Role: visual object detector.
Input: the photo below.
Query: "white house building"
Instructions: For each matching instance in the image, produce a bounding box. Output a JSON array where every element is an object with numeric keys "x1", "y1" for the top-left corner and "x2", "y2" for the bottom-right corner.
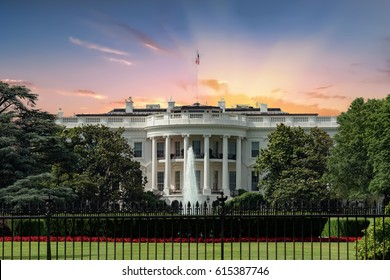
[{"x1": 56, "y1": 98, "x2": 338, "y2": 203}]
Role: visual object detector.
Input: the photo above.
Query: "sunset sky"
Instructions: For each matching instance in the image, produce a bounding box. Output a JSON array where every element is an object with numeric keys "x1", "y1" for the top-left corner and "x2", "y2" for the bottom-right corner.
[{"x1": 1, "y1": 0, "x2": 390, "y2": 116}]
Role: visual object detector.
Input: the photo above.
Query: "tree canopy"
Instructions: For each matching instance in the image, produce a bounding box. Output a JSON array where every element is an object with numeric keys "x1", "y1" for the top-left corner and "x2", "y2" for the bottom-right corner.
[
  {"x1": 0, "y1": 82, "x2": 66, "y2": 188},
  {"x1": 0, "y1": 81, "x2": 38, "y2": 115},
  {"x1": 1, "y1": 82, "x2": 152, "y2": 209},
  {"x1": 255, "y1": 124, "x2": 333, "y2": 205},
  {"x1": 58, "y1": 125, "x2": 147, "y2": 205},
  {"x1": 324, "y1": 95, "x2": 390, "y2": 203}
]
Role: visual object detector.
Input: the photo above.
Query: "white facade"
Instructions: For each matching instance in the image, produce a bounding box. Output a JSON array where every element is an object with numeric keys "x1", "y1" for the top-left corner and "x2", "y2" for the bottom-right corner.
[{"x1": 56, "y1": 99, "x2": 338, "y2": 204}]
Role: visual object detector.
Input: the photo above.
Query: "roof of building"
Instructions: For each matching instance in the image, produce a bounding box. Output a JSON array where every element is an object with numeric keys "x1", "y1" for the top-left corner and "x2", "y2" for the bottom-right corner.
[{"x1": 74, "y1": 101, "x2": 317, "y2": 117}]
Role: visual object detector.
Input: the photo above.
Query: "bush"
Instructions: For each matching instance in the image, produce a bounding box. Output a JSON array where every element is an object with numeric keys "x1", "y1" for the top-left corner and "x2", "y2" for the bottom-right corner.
[
  {"x1": 321, "y1": 218, "x2": 370, "y2": 237},
  {"x1": 226, "y1": 192, "x2": 265, "y2": 209},
  {"x1": 0, "y1": 219, "x2": 12, "y2": 235},
  {"x1": 357, "y1": 204, "x2": 390, "y2": 259},
  {"x1": 7, "y1": 215, "x2": 327, "y2": 239},
  {"x1": 13, "y1": 219, "x2": 47, "y2": 236}
]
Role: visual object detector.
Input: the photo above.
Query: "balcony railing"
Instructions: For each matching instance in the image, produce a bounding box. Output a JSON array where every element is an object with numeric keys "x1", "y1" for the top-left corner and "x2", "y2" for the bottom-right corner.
[{"x1": 56, "y1": 113, "x2": 338, "y2": 129}]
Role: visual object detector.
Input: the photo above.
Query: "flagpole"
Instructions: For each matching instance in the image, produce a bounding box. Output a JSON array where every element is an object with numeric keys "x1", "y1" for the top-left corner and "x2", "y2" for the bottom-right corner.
[
  {"x1": 196, "y1": 61, "x2": 199, "y2": 104},
  {"x1": 195, "y1": 51, "x2": 200, "y2": 104}
]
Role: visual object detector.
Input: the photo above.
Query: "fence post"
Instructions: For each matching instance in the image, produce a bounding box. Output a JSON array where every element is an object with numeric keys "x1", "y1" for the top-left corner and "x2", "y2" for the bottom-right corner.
[
  {"x1": 45, "y1": 195, "x2": 53, "y2": 260},
  {"x1": 217, "y1": 192, "x2": 228, "y2": 260}
]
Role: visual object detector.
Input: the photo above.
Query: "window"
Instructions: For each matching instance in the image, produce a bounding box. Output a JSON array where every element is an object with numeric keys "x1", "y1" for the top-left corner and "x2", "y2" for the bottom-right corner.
[
  {"x1": 193, "y1": 140, "x2": 201, "y2": 155},
  {"x1": 251, "y1": 141, "x2": 260, "y2": 158},
  {"x1": 251, "y1": 171, "x2": 259, "y2": 191},
  {"x1": 134, "y1": 142, "x2": 142, "y2": 158},
  {"x1": 195, "y1": 170, "x2": 201, "y2": 190},
  {"x1": 175, "y1": 171, "x2": 180, "y2": 190},
  {"x1": 213, "y1": 170, "x2": 219, "y2": 190},
  {"x1": 175, "y1": 141, "x2": 181, "y2": 157},
  {"x1": 157, "y1": 172, "x2": 164, "y2": 191},
  {"x1": 229, "y1": 171, "x2": 236, "y2": 191},
  {"x1": 157, "y1": 142, "x2": 164, "y2": 158},
  {"x1": 211, "y1": 141, "x2": 219, "y2": 158},
  {"x1": 228, "y1": 141, "x2": 236, "y2": 159}
]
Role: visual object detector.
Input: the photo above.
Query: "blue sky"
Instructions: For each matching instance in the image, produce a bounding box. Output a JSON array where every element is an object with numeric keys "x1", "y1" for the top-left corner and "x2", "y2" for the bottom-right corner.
[{"x1": 1, "y1": 0, "x2": 390, "y2": 115}]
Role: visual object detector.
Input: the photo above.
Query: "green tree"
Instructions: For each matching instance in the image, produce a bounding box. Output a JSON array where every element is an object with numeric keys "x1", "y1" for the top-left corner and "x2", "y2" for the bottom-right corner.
[
  {"x1": 60, "y1": 125, "x2": 146, "y2": 205},
  {"x1": 0, "y1": 81, "x2": 38, "y2": 114},
  {"x1": 365, "y1": 95, "x2": 390, "y2": 203},
  {"x1": 0, "y1": 173, "x2": 76, "y2": 211},
  {"x1": 324, "y1": 96, "x2": 390, "y2": 202},
  {"x1": 255, "y1": 124, "x2": 333, "y2": 205},
  {"x1": 357, "y1": 203, "x2": 390, "y2": 260},
  {"x1": 226, "y1": 191, "x2": 265, "y2": 209},
  {"x1": 0, "y1": 82, "x2": 69, "y2": 188}
]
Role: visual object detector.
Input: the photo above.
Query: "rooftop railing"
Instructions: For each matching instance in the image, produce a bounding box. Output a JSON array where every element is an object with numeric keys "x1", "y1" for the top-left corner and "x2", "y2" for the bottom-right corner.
[{"x1": 56, "y1": 113, "x2": 338, "y2": 129}]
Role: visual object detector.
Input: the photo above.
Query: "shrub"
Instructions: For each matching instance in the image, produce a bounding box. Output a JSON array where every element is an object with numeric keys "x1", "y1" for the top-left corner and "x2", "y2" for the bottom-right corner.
[
  {"x1": 321, "y1": 218, "x2": 370, "y2": 237},
  {"x1": 357, "y1": 204, "x2": 390, "y2": 259},
  {"x1": 226, "y1": 192, "x2": 265, "y2": 209},
  {"x1": 7, "y1": 215, "x2": 326, "y2": 239},
  {"x1": 13, "y1": 219, "x2": 47, "y2": 236},
  {"x1": 0, "y1": 219, "x2": 12, "y2": 235}
]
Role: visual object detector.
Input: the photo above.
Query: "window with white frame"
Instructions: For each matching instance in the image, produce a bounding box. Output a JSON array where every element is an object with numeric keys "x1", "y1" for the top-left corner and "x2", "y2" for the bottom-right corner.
[
  {"x1": 157, "y1": 142, "x2": 164, "y2": 158},
  {"x1": 134, "y1": 142, "x2": 142, "y2": 158},
  {"x1": 175, "y1": 141, "x2": 181, "y2": 157},
  {"x1": 251, "y1": 141, "x2": 260, "y2": 158},
  {"x1": 251, "y1": 171, "x2": 259, "y2": 191},
  {"x1": 175, "y1": 171, "x2": 180, "y2": 190},
  {"x1": 195, "y1": 170, "x2": 201, "y2": 190},
  {"x1": 157, "y1": 172, "x2": 164, "y2": 191},
  {"x1": 229, "y1": 171, "x2": 236, "y2": 191},
  {"x1": 192, "y1": 140, "x2": 201, "y2": 155},
  {"x1": 228, "y1": 141, "x2": 236, "y2": 159},
  {"x1": 213, "y1": 170, "x2": 219, "y2": 190}
]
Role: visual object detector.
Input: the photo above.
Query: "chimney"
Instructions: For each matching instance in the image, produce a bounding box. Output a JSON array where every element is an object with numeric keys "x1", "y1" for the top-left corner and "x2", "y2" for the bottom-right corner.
[
  {"x1": 125, "y1": 97, "x2": 134, "y2": 113},
  {"x1": 218, "y1": 99, "x2": 226, "y2": 112},
  {"x1": 260, "y1": 103, "x2": 268, "y2": 113},
  {"x1": 167, "y1": 99, "x2": 175, "y2": 112},
  {"x1": 57, "y1": 108, "x2": 64, "y2": 118}
]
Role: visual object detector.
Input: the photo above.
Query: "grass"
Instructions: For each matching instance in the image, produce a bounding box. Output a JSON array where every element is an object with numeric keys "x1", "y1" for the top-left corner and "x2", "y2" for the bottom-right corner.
[{"x1": 0, "y1": 241, "x2": 359, "y2": 260}]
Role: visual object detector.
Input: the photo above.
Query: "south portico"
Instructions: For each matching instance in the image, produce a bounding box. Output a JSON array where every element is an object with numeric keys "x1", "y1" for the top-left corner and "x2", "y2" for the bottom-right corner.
[{"x1": 146, "y1": 129, "x2": 246, "y2": 204}]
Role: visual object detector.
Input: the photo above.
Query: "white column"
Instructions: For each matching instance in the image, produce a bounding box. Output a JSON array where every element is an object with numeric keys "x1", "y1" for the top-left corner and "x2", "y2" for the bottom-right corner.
[
  {"x1": 183, "y1": 134, "x2": 189, "y2": 188},
  {"x1": 203, "y1": 135, "x2": 211, "y2": 195},
  {"x1": 151, "y1": 137, "x2": 157, "y2": 191},
  {"x1": 164, "y1": 135, "x2": 171, "y2": 195},
  {"x1": 222, "y1": 135, "x2": 230, "y2": 195},
  {"x1": 236, "y1": 137, "x2": 242, "y2": 192}
]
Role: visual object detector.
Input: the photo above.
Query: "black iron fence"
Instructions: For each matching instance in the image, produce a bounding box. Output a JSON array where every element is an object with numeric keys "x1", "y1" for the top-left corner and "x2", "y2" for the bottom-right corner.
[{"x1": 1, "y1": 193, "x2": 389, "y2": 260}]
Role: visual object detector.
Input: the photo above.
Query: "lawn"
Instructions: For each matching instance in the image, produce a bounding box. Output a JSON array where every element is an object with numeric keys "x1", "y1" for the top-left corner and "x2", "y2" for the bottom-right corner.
[{"x1": 0, "y1": 241, "x2": 359, "y2": 260}]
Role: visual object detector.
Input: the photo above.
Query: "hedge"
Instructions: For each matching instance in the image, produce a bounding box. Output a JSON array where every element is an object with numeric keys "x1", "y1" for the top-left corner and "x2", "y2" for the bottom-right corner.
[
  {"x1": 5, "y1": 216, "x2": 327, "y2": 238},
  {"x1": 321, "y1": 217, "x2": 371, "y2": 237}
]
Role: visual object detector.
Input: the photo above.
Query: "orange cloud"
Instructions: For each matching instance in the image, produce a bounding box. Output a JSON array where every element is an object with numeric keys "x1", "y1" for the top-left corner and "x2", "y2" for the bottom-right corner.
[
  {"x1": 200, "y1": 79, "x2": 228, "y2": 92},
  {"x1": 57, "y1": 89, "x2": 107, "y2": 100},
  {"x1": 74, "y1": 90, "x2": 107, "y2": 100},
  {"x1": 198, "y1": 78, "x2": 341, "y2": 116}
]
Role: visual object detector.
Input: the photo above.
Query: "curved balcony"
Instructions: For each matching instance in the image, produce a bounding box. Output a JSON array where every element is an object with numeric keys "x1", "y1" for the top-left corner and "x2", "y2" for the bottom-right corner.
[{"x1": 145, "y1": 112, "x2": 248, "y2": 129}]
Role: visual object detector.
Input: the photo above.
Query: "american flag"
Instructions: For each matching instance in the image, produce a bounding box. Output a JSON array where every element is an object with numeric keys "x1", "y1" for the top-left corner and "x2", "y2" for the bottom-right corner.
[{"x1": 195, "y1": 52, "x2": 200, "y2": 65}]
